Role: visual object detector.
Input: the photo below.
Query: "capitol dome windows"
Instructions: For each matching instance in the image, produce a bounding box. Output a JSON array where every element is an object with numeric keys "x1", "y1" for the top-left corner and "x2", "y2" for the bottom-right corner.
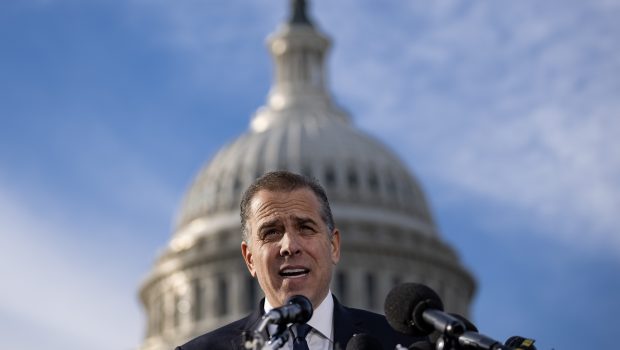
[
  {"x1": 173, "y1": 294, "x2": 182, "y2": 328},
  {"x1": 368, "y1": 168, "x2": 379, "y2": 193},
  {"x1": 365, "y1": 272, "x2": 376, "y2": 310},
  {"x1": 324, "y1": 165, "x2": 336, "y2": 188},
  {"x1": 147, "y1": 294, "x2": 164, "y2": 336},
  {"x1": 215, "y1": 275, "x2": 228, "y2": 317},
  {"x1": 347, "y1": 167, "x2": 359, "y2": 190},
  {"x1": 245, "y1": 276, "x2": 259, "y2": 312},
  {"x1": 335, "y1": 270, "x2": 348, "y2": 305},
  {"x1": 301, "y1": 164, "x2": 313, "y2": 179},
  {"x1": 233, "y1": 176, "x2": 242, "y2": 196},
  {"x1": 155, "y1": 295, "x2": 164, "y2": 334},
  {"x1": 392, "y1": 275, "x2": 402, "y2": 289},
  {"x1": 254, "y1": 163, "x2": 265, "y2": 180},
  {"x1": 192, "y1": 279, "x2": 204, "y2": 322},
  {"x1": 385, "y1": 175, "x2": 397, "y2": 197}
]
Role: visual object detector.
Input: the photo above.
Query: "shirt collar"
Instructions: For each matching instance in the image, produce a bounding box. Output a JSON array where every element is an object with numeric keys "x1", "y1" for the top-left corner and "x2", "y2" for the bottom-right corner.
[{"x1": 263, "y1": 291, "x2": 334, "y2": 340}]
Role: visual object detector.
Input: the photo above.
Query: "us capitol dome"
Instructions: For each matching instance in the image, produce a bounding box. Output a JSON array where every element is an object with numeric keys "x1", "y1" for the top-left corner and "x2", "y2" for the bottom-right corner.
[{"x1": 138, "y1": 1, "x2": 476, "y2": 349}]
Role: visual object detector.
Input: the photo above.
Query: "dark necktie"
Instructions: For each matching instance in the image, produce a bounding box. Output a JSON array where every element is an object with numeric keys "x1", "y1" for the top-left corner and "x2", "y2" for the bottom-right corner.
[{"x1": 293, "y1": 323, "x2": 312, "y2": 350}]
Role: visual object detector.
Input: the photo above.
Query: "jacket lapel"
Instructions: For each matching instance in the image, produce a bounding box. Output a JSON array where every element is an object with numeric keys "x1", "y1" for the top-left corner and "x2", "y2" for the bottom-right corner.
[
  {"x1": 239, "y1": 296, "x2": 360, "y2": 350},
  {"x1": 332, "y1": 295, "x2": 362, "y2": 350},
  {"x1": 233, "y1": 299, "x2": 266, "y2": 350}
]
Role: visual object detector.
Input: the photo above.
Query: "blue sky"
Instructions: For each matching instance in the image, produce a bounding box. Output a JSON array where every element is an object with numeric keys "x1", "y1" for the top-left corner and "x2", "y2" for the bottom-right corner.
[{"x1": 1, "y1": 1, "x2": 619, "y2": 349}]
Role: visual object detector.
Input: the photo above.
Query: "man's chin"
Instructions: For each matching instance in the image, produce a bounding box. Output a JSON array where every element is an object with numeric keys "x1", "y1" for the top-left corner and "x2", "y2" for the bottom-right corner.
[
  {"x1": 282, "y1": 289, "x2": 310, "y2": 300},
  {"x1": 280, "y1": 276, "x2": 309, "y2": 291},
  {"x1": 285, "y1": 290, "x2": 330, "y2": 309},
  {"x1": 279, "y1": 288, "x2": 312, "y2": 305}
]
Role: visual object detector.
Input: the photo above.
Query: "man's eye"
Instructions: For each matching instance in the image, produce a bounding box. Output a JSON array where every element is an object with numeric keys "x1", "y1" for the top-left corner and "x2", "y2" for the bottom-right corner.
[
  {"x1": 262, "y1": 230, "x2": 280, "y2": 239},
  {"x1": 301, "y1": 225, "x2": 315, "y2": 233}
]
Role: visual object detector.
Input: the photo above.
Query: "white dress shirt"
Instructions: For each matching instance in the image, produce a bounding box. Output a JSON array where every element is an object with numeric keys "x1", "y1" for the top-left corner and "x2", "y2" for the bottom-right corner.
[{"x1": 264, "y1": 292, "x2": 334, "y2": 350}]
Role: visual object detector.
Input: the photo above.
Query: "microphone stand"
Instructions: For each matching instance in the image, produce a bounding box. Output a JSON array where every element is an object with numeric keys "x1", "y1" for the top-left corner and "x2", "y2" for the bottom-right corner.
[
  {"x1": 433, "y1": 331, "x2": 511, "y2": 350},
  {"x1": 244, "y1": 323, "x2": 290, "y2": 350}
]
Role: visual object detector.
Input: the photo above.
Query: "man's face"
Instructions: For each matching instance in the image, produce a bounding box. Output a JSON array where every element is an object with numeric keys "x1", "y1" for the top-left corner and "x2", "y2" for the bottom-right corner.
[{"x1": 241, "y1": 188, "x2": 340, "y2": 308}]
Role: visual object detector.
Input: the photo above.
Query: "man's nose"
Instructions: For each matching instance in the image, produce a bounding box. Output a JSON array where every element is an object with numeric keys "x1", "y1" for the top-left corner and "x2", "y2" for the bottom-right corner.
[{"x1": 279, "y1": 231, "x2": 302, "y2": 257}]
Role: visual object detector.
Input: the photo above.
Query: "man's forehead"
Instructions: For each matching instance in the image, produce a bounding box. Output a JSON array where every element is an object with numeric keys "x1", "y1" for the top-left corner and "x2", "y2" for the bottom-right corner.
[{"x1": 248, "y1": 188, "x2": 322, "y2": 220}]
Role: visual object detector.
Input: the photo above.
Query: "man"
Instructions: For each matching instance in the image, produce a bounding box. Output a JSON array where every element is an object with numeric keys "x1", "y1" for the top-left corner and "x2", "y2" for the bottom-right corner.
[{"x1": 176, "y1": 171, "x2": 417, "y2": 350}]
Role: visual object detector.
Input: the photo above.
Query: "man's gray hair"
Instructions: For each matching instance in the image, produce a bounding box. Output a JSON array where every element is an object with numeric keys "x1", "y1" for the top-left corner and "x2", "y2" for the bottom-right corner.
[{"x1": 240, "y1": 170, "x2": 335, "y2": 242}]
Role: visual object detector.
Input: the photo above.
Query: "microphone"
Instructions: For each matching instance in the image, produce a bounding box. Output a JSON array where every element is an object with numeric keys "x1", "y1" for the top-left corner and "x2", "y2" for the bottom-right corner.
[
  {"x1": 346, "y1": 333, "x2": 384, "y2": 350},
  {"x1": 384, "y1": 283, "x2": 511, "y2": 350},
  {"x1": 247, "y1": 295, "x2": 313, "y2": 350},
  {"x1": 384, "y1": 283, "x2": 463, "y2": 336},
  {"x1": 254, "y1": 295, "x2": 312, "y2": 337},
  {"x1": 449, "y1": 313, "x2": 478, "y2": 332},
  {"x1": 263, "y1": 295, "x2": 313, "y2": 325}
]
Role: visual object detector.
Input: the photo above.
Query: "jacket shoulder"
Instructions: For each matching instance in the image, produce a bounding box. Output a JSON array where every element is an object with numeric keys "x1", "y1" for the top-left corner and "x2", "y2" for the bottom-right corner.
[
  {"x1": 175, "y1": 316, "x2": 253, "y2": 350},
  {"x1": 344, "y1": 306, "x2": 422, "y2": 348}
]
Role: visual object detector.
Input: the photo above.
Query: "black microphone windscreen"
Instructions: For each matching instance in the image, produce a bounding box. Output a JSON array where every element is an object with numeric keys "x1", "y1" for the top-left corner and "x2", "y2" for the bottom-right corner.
[
  {"x1": 345, "y1": 333, "x2": 383, "y2": 350},
  {"x1": 286, "y1": 295, "x2": 313, "y2": 323},
  {"x1": 384, "y1": 283, "x2": 443, "y2": 336}
]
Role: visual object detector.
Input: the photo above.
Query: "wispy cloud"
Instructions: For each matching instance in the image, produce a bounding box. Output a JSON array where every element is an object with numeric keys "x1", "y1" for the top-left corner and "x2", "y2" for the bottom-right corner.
[
  {"x1": 0, "y1": 181, "x2": 142, "y2": 350},
  {"x1": 319, "y1": 1, "x2": 620, "y2": 254},
  {"x1": 0, "y1": 118, "x2": 181, "y2": 349},
  {"x1": 126, "y1": 0, "x2": 283, "y2": 85}
]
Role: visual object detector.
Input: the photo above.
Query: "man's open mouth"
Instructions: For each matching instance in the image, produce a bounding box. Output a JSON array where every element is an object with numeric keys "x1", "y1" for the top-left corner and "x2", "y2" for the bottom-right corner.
[{"x1": 279, "y1": 267, "x2": 310, "y2": 278}]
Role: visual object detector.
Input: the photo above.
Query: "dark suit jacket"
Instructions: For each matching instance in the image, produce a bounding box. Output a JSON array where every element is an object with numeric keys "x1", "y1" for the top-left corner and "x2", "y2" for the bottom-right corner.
[{"x1": 176, "y1": 296, "x2": 420, "y2": 350}]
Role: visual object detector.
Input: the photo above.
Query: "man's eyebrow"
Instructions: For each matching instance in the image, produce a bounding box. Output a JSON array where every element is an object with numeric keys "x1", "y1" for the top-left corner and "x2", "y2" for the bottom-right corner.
[
  {"x1": 257, "y1": 219, "x2": 280, "y2": 231},
  {"x1": 295, "y1": 217, "x2": 318, "y2": 226}
]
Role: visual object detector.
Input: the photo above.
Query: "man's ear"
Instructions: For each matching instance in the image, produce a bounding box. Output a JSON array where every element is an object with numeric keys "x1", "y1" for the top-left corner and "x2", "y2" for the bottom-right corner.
[
  {"x1": 330, "y1": 229, "x2": 341, "y2": 265},
  {"x1": 241, "y1": 241, "x2": 256, "y2": 277}
]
